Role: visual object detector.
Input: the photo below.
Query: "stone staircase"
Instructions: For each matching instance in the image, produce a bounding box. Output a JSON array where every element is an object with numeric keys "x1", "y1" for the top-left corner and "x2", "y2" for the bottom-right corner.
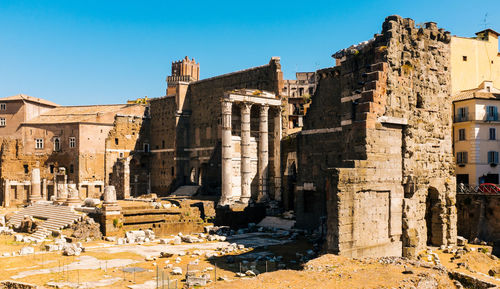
[{"x1": 7, "y1": 204, "x2": 83, "y2": 241}]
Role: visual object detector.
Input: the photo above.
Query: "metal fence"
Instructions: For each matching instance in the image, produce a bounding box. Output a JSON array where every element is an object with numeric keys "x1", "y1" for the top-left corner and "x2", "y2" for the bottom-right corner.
[{"x1": 457, "y1": 183, "x2": 500, "y2": 195}]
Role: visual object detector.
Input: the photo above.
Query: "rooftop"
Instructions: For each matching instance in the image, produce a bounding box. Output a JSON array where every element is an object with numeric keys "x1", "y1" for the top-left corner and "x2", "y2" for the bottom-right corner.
[
  {"x1": 452, "y1": 81, "x2": 500, "y2": 102},
  {"x1": 0, "y1": 94, "x2": 59, "y2": 107},
  {"x1": 23, "y1": 104, "x2": 142, "y2": 124}
]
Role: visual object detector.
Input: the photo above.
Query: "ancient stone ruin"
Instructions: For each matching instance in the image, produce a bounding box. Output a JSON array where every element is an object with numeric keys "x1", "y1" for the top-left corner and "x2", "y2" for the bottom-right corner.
[{"x1": 293, "y1": 15, "x2": 457, "y2": 257}]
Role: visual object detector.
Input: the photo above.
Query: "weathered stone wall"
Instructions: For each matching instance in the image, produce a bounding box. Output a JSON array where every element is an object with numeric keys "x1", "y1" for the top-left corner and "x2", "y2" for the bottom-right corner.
[
  {"x1": 0, "y1": 138, "x2": 49, "y2": 206},
  {"x1": 150, "y1": 96, "x2": 177, "y2": 194},
  {"x1": 150, "y1": 58, "x2": 284, "y2": 199},
  {"x1": 105, "y1": 114, "x2": 149, "y2": 198},
  {"x1": 296, "y1": 15, "x2": 456, "y2": 258},
  {"x1": 383, "y1": 17, "x2": 457, "y2": 257}
]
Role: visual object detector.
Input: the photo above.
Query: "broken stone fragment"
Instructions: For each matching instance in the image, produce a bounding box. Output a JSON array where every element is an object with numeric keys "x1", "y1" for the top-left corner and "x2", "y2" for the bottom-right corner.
[
  {"x1": 457, "y1": 236, "x2": 468, "y2": 246},
  {"x1": 488, "y1": 266, "x2": 500, "y2": 276},
  {"x1": 19, "y1": 246, "x2": 34, "y2": 255},
  {"x1": 172, "y1": 236, "x2": 181, "y2": 245},
  {"x1": 62, "y1": 244, "x2": 81, "y2": 256},
  {"x1": 14, "y1": 235, "x2": 23, "y2": 242},
  {"x1": 402, "y1": 265, "x2": 414, "y2": 274},
  {"x1": 104, "y1": 236, "x2": 116, "y2": 242},
  {"x1": 245, "y1": 270, "x2": 256, "y2": 277},
  {"x1": 160, "y1": 252, "x2": 173, "y2": 258},
  {"x1": 171, "y1": 267, "x2": 182, "y2": 275}
]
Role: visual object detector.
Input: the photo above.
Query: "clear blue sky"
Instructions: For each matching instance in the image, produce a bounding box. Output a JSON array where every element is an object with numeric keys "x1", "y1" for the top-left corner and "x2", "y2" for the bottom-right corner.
[{"x1": 1, "y1": 0, "x2": 499, "y2": 105}]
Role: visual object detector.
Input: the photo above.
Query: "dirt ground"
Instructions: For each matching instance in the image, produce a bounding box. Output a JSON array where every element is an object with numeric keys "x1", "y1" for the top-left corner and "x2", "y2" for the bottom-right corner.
[
  {"x1": 207, "y1": 254, "x2": 456, "y2": 289},
  {"x1": 0, "y1": 229, "x2": 499, "y2": 288}
]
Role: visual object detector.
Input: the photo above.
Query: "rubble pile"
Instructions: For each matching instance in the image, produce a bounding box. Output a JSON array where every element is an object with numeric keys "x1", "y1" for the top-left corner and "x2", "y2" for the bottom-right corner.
[
  {"x1": 69, "y1": 216, "x2": 102, "y2": 241},
  {"x1": 114, "y1": 229, "x2": 156, "y2": 244},
  {"x1": 18, "y1": 215, "x2": 40, "y2": 233}
]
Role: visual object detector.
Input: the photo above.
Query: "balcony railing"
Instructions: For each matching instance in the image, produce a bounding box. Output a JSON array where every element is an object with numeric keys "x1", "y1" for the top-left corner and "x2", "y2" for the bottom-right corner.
[
  {"x1": 454, "y1": 113, "x2": 500, "y2": 123},
  {"x1": 454, "y1": 114, "x2": 470, "y2": 122}
]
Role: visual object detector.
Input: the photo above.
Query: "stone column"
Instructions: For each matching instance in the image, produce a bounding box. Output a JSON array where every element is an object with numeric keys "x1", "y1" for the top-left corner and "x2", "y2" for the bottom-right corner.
[
  {"x1": 257, "y1": 105, "x2": 269, "y2": 202},
  {"x1": 220, "y1": 100, "x2": 233, "y2": 206},
  {"x1": 52, "y1": 175, "x2": 57, "y2": 201},
  {"x1": 3, "y1": 179, "x2": 10, "y2": 207},
  {"x1": 42, "y1": 178, "x2": 47, "y2": 200},
  {"x1": 103, "y1": 185, "x2": 117, "y2": 205},
  {"x1": 273, "y1": 110, "x2": 282, "y2": 201},
  {"x1": 30, "y1": 168, "x2": 42, "y2": 202},
  {"x1": 240, "y1": 102, "x2": 252, "y2": 204},
  {"x1": 123, "y1": 159, "x2": 130, "y2": 199}
]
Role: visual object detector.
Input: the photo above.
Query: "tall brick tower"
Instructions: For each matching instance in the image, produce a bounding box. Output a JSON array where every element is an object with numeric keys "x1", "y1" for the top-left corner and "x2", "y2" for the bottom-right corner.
[
  {"x1": 166, "y1": 56, "x2": 200, "y2": 112},
  {"x1": 171, "y1": 56, "x2": 199, "y2": 81},
  {"x1": 166, "y1": 56, "x2": 199, "y2": 97}
]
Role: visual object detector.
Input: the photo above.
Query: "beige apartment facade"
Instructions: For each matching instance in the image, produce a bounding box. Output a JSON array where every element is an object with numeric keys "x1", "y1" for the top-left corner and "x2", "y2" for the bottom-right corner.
[
  {"x1": 451, "y1": 29, "x2": 500, "y2": 94},
  {"x1": 451, "y1": 28, "x2": 500, "y2": 185},
  {"x1": 454, "y1": 81, "x2": 500, "y2": 185}
]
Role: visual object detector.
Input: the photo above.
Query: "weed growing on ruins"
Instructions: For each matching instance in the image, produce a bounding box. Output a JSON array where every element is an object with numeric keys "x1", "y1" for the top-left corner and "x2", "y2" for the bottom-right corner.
[{"x1": 112, "y1": 218, "x2": 122, "y2": 228}]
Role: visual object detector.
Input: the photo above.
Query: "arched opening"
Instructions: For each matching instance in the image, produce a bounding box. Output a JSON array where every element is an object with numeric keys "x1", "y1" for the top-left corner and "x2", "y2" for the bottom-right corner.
[{"x1": 425, "y1": 187, "x2": 441, "y2": 246}]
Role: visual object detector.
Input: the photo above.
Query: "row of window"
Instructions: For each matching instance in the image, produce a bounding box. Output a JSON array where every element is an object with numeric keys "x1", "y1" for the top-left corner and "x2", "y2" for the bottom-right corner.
[
  {"x1": 35, "y1": 137, "x2": 76, "y2": 150},
  {"x1": 457, "y1": 151, "x2": 499, "y2": 164},
  {"x1": 456, "y1": 106, "x2": 499, "y2": 121},
  {"x1": 458, "y1": 128, "x2": 497, "y2": 141}
]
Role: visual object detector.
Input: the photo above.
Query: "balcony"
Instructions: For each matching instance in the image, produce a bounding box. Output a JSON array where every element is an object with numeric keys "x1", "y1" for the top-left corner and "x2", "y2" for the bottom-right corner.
[
  {"x1": 454, "y1": 114, "x2": 470, "y2": 123},
  {"x1": 486, "y1": 113, "x2": 499, "y2": 121},
  {"x1": 454, "y1": 113, "x2": 500, "y2": 123}
]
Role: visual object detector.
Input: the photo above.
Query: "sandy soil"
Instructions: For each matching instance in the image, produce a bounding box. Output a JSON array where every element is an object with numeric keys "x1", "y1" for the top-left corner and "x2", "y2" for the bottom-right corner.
[{"x1": 0, "y1": 229, "x2": 499, "y2": 289}]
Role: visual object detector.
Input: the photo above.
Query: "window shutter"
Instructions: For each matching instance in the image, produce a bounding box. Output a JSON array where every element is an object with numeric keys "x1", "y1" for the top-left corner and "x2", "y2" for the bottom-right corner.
[
  {"x1": 495, "y1": 152, "x2": 499, "y2": 164},
  {"x1": 494, "y1": 106, "x2": 498, "y2": 121}
]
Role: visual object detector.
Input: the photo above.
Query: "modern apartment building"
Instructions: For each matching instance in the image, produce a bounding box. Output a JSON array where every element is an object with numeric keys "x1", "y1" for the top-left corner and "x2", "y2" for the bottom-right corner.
[{"x1": 453, "y1": 81, "x2": 500, "y2": 185}]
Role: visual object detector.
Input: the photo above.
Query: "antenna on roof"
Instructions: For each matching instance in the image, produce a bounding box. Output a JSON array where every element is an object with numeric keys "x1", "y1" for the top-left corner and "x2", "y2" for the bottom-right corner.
[{"x1": 482, "y1": 13, "x2": 491, "y2": 29}]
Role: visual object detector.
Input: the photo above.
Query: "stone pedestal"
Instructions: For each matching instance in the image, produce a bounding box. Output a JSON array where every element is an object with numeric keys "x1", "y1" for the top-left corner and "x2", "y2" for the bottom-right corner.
[
  {"x1": 101, "y1": 185, "x2": 121, "y2": 236},
  {"x1": 56, "y1": 184, "x2": 68, "y2": 205},
  {"x1": 240, "y1": 102, "x2": 252, "y2": 204},
  {"x1": 65, "y1": 184, "x2": 81, "y2": 206}
]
